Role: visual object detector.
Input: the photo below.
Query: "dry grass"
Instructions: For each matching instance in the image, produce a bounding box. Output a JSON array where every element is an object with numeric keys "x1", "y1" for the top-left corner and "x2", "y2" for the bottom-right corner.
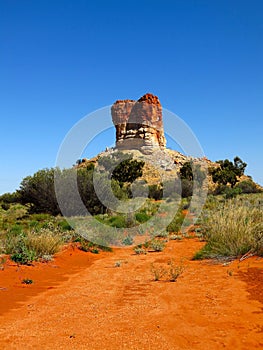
[
  {"x1": 26, "y1": 228, "x2": 64, "y2": 258},
  {"x1": 194, "y1": 198, "x2": 263, "y2": 259}
]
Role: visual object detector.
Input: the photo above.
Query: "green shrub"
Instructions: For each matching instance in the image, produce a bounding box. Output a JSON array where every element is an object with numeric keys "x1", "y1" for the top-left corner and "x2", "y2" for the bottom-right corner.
[
  {"x1": 111, "y1": 179, "x2": 130, "y2": 200},
  {"x1": 9, "y1": 224, "x2": 23, "y2": 235},
  {"x1": 112, "y1": 158, "x2": 145, "y2": 185},
  {"x1": 166, "y1": 211, "x2": 185, "y2": 233},
  {"x1": 236, "y1": 180, "x2": 262, "y2": 194},
  {"x1": 108, "y1": 215, "x2": 127, "y2": 228},
  {"x1": 135, "y1": 212, "x2": 151, "y2": 223},
  {"x1": 78, "y1": 239, "x2": 94, "y2": 252},
  {"x1": 78, "y1": 238, "x2": 112, "y2": 253},
  {"x1": 57, "y1": 220, "x2": 73, "y2": 231},
  {"x1": 18, "y1": 167, "x2": 107, "y2": 216},
  {"x1": 7, "y1": 234, "x2": 36, "y2": 265},
  {"x1": 4, "y1": 223, "x2": 64, "y2": 264},
  {"x1": 4, "y1": 232, "x2": 25, "y2": 255},
  {"x1": 148, "y1": 184, "x2": 163, "y2": 200},
  {"x1": 0, "y1": 192, "x2": 20, "y2": 204},
  {"x1": 224, "y1": 187, "x2": 242, "y2": 199},
  {"x1": 210, "y1": 157, "x2": 247, "y2": 188},
  {"x1": 1, "y1": 203, "x2": 10, "y2": 211},
  {"x1": 122, "y1": 235, "x2": 134, "y2": 246},
  {"x1": 181, "y1": 198, "x2": 190, "y2": 210},
  {"x1": 181, "y1": 179, "x2": 193, "y2": 198},
  {"x1": 91, "y1": 248, "x2": 99, "y2": 254}
]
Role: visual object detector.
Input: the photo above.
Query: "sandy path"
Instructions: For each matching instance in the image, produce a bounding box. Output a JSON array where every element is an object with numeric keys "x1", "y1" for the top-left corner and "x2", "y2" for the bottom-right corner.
[{"x1": 0, "y1": 239, "x2": 262, "y2": 349}]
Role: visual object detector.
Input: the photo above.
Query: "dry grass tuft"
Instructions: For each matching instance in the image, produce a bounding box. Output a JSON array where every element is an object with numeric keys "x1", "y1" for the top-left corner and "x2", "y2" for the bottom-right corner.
[{"x1": 194, "y1": 199, "x2": 263, "y2": 259}]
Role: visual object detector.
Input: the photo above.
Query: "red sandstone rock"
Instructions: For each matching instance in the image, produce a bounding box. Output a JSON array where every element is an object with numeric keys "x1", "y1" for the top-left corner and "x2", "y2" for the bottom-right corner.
[
  {"x1": 111, "y1": 100, "x2": 136, "y2": 145},
  {"x1": 111, "y1": 93, "x2": 166, "y2": 151}
]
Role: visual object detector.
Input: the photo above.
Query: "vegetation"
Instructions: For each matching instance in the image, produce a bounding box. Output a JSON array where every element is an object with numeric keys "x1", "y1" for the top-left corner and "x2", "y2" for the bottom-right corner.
[
  {"x1": 167, "y1": 259, "x2": 185, "y2": 282},
  {"x1": 2, "y1": 223, "x2": 65, "y2": 264},
  {"x1": 149, "y1": 239, "x2": 165, "y2": 252},
  {"x1": 210, "y1": 156, "x2": 247, "y2": 188},
  {"x1": 166, "y1": 210, "x2": 186, "y2": 233},
  {"x1": 194, "y1": 196, "x2": 263, "y2": 260},
  {"x1": 112, "y1": 158, "x2": 145, "y2": 186},
  {"x1": 134, "y1": 247, "x2": 147, "y2": 255},
  {"x1": 150, "y1": 259, "x2": 185, "y2": 282},
  {"x1": 0, "y1": 152, "x2": 262, "y2": 266},
  {"x1": 235, "y1": 179, "x2": 262, "y2": 194},
  {"x1": 150, "y1": 263, "x2": 167, "y2": 281},
  {"x1": 179, "y1": 161, "x2": 206, "y2": 197},
  {"x1": 148, "y1": 184, "x2": 163, "y2": 200}
]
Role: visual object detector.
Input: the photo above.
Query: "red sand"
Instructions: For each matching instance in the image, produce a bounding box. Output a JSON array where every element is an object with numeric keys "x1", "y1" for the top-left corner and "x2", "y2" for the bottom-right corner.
[{"x1": 0, "y1": 239, "x2": 262, "y2": 349}]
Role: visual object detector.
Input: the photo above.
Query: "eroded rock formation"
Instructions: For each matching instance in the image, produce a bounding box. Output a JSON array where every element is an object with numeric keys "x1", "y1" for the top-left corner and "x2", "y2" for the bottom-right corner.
[
  {"x1": 111, "y1": 99, "x2": 136, "y2": 146},
  {"x1": 111, "y1": 93, "x2": 166, "y2": 152}
]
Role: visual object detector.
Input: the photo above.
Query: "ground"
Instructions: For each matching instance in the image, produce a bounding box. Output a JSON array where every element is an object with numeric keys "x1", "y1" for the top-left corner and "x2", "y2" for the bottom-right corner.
[{"x1": 0, "y1": 239, "x2": 262, "y2": 350}]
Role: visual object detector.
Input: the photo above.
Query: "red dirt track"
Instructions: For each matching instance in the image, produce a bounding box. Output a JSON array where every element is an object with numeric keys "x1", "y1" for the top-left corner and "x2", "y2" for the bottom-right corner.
[{"x1": 0, "y1": 239, "x2": 262, "y2": 349}]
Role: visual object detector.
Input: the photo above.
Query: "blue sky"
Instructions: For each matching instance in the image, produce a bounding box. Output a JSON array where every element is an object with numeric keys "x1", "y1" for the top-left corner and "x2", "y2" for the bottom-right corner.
[{"x1": 0, "y1": 0, "x2": 262, "y2": 194}]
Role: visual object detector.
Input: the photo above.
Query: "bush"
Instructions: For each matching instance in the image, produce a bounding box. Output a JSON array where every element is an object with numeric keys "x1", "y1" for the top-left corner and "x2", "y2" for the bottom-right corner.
[
  {"x1": 224, "y1": 187, "x2": 242, "y2": 199},
  {"x1": 167, "y1": 259, "x2": 185, "y2": 282},
  {"x1": 19, "y1": 168, "x2": 60, "y2": 215},
  {"x1": 112, "y1": 158, "x2": 145, "y2": 185},
  {"x1": 1, "y1": 203, "x2": 10, "y2": 211},
  {"x1": 150, "y1": 263, "x2": 166, "y2": 281},
  {"x1": 78, "y1": 239, "x2": 94, "y2": 252},
  {"x1": 18, "y1": 167, "x2": 106, "y2": 216},
  {"x1": 11, "y1": 250, "x2": 36, "y2": 265},
  {"x1": 26, "y1": 228, "x2": 63, "y2": 258},
  {"x1": 108, "y1": 215, "x2": 127, "y2": 228},
  {"x1": 57, "y1": 219, "x2": 73, "y2": 231},
  {"x1": 150, "y1": 239, "x2": 165, "y2": 252},
  {"x1": 181, "y1": 179, "x2": 193, "y2": 198},
  {"x1": 135, "y1": 212, "x2": 151, "y2": 223},
  {"x1": 122, "y1": 235, "x2": 134, "y2": 246},
  {"x1": 0, "y1": 192, "x2": 20, "y2": 204},
  {"x1": 5, "y1": 233, "x2": 36, "y2": 265},
  {"x1": 148, "y1": 184, "x2": 163, "y2": 200},
  {"x1": 166, "y1": 211, "x2": 185, "y2": 233},
  {"x1": 134, "y1": 247, "x2": 147, "y2": 255},
  {"x1": 210, "y1": 157, "x2": 247, "y2": 188},
  {"x1": 150, "y1": 260, "x2": 185, "y2": 282},
  {"x1": 9, "y1": 224, "x2": 23, "y2": 235},
  {"x1": 4, "y1": 224, "x2": 64, "y2": 264},
  {"x1": 111, "y1": 179, "x2": 130, "y2": 200},
  {"x1": 236, "y1": 180, "x2": 262, "y2": 194},
  {"x1": 194, "y1": 199, "x2": 263, "y2": 259},
  {"x1": 180, "y1": 161, "x2": 206, "y2": 185}
]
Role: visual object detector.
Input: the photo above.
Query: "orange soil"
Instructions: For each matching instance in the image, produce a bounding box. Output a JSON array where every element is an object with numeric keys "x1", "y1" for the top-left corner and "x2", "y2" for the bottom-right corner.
[{"x1": 0, "y1": 239, "x2": 262, "y2": 349}]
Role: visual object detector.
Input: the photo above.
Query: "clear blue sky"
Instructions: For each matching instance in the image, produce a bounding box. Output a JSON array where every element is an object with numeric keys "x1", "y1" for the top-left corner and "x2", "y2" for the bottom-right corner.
[{"x1": 0, "y1": 0, "x2": 262, "y2": 194}]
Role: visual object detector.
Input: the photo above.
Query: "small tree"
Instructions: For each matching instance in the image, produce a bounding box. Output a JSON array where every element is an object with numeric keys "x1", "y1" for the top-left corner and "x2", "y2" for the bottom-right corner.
[
  {"x1": 19, "y1": 168, "x2": 60, "y2": 215},
  {"x1": 112, "y1": 158, "x2": 145, "y2": 186},
  {"x1": 211, "y1": 156, "x2": 247, "y2": 188},
  {"x1": 180, "y1": 162, "x2": 193, "y2": 181},
  {"x1": 180, "y1": 161, "x2": 206, "y2": 185},
  {"x1": 179, "y1": 161, "x2": 206, "y2": 198}
]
